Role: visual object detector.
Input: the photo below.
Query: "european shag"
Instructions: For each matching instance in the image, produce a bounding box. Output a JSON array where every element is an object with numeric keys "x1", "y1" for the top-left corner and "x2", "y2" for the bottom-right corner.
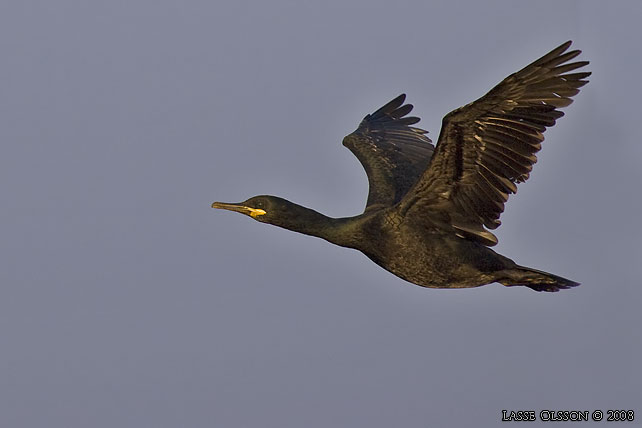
[{"x1": 212, "y1": 41, "x2": 589, "y2": 292}]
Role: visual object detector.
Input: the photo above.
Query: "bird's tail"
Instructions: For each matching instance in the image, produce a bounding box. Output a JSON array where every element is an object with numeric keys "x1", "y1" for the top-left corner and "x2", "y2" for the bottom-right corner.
[{"x1": 499, "y1": 266, "x2": 580, "y2": 292}]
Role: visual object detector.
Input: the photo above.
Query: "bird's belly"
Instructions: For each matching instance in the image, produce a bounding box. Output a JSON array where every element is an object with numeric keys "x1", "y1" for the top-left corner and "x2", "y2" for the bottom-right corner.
[{"x1": 363, "y1": 228, "x2": 511, "y2": 289}]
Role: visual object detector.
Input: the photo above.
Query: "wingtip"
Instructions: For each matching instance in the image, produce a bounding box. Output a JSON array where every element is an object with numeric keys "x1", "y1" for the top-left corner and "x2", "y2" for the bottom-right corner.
[
  {"x1": 392, "y1": 93, "x2": 406, "y2": 107},
  {"x1": 533, "y1": 40, "x2": 578, "y2": 66},
  {"x1": 556, "y1": 40, "x2": 573, "y2": 53},
  {"x1": 389, "y1": 93, "x2": 406, "y2": 105}
]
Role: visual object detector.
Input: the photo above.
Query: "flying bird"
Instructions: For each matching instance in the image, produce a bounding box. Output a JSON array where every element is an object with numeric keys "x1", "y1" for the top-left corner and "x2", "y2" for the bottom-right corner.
[{"x1": 212, "y1": 41, "x2": 589, "y2": 292}]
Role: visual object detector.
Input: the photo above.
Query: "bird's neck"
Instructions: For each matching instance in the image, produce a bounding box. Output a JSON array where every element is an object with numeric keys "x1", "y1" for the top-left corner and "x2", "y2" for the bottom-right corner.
[{"x1": 274, "y1": 203, "x2": 361, "y2": 249}]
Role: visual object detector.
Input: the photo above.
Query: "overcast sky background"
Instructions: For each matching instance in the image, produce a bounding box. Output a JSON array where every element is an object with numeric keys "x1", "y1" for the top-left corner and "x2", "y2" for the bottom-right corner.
[{"x1": 1, "y1": 1, "x2": 641, "y2": 427}]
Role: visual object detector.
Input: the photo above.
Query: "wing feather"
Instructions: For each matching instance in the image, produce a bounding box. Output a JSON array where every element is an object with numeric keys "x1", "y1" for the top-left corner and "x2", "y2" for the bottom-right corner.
[
  {"x1": 343, "y1": 94, "x2": 435, "y2": 212},
  {"x1": 398, "y1": 41, "x2": 590, "y2": 245}
]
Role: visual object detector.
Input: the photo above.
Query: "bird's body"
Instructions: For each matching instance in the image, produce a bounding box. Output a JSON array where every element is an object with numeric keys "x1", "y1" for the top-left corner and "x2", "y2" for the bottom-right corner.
[
  {"x1": 213, "y1": 41, "x2": 589, "y2": 292},
  {"x1": 355, "y1": 211, "x2": 514, "y2": 289}
]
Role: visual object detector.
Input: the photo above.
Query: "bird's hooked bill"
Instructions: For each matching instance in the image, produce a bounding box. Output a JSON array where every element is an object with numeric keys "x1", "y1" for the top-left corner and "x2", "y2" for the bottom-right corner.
[{"x1": 211, "y1": 202, "x2": 266, "y2": 218}]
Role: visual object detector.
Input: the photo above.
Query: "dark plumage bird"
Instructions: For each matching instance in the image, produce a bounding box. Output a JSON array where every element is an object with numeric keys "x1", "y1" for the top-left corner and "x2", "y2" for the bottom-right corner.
[{"x1": 212, "y1": 41, "x2": 590, "y2": 292}]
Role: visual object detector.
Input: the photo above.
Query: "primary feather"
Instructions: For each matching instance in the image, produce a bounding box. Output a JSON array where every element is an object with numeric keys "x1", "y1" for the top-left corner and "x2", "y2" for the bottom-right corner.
[
  {"x1": 342, "y1": 94, "x2": 434, "y2": 212},
  {"x1": 393, "y1": 41, "x2": 590, "y2": 246}
]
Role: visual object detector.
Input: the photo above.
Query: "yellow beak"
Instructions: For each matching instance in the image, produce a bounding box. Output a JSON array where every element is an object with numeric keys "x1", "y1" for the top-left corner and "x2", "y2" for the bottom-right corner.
[{"x1": 211, "y1": 202, "x2": 266, "y2": 218}]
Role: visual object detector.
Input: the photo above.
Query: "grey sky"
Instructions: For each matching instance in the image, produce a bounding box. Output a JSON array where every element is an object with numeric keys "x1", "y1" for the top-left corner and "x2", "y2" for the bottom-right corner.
[{"x1": 1, "y1": 1, "x2": 640, "y2": 427}]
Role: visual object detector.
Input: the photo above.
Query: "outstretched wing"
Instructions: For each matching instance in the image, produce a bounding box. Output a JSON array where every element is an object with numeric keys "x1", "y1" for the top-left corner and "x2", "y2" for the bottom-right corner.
[
  {"x1": 398, "y1": 41, "x2": 590, "y2": 246},
  {"x1": 343, "y1": 94, "x2": 434, "y2": 213}
]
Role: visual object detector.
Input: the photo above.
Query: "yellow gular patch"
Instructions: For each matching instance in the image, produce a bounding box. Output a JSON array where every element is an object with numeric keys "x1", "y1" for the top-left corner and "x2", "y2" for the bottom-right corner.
[{"x1": 248, "y1": 208, "x2": 267, "y2": 218}]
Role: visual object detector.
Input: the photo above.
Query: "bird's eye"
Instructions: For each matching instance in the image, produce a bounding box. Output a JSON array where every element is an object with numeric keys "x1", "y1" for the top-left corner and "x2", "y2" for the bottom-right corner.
[{"x1": 255, "y1": 201, "x2": 264, "y2": 208}]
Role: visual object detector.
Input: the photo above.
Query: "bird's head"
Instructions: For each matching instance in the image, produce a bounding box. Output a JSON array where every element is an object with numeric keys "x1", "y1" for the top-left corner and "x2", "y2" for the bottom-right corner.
[
  {"x1": 212, "y1": 195, "x2": 348, "y2": 246},
  {"x1": 211, "y1": 195, "x2": 292, "y2": 224}
]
